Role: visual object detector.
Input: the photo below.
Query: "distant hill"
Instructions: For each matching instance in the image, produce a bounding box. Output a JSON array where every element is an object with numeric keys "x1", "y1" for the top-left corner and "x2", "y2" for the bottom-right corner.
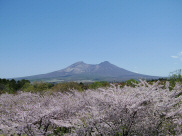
[{"x1": 15, "y1": 61, "x2": 159, "y2": 82}]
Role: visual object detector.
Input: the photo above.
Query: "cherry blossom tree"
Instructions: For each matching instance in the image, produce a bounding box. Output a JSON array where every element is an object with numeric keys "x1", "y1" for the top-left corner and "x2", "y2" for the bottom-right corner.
[{"x1": 1, "y1": 80, "x2": 182, "y2": 135}]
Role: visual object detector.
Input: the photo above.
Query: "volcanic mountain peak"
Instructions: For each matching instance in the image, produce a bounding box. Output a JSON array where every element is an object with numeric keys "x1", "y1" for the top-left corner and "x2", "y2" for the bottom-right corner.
[
  {"x1": 99, "y1": 61, "x2": 111, "y2": 65},
  {"x1": 70, "y1": 61, "x2": 86, "y2": 67},
  {"x1": 15, "y1": 61, "x2": 159, "y2": 82},
  {"x1": 60, "y1": 61, "x2": 92, "y2": 74}
]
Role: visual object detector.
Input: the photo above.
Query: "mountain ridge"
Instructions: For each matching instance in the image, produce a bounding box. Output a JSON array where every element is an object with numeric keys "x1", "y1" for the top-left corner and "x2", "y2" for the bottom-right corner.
[{"x1": 15, "y1": 61, "x2": 159, "y2": 82}]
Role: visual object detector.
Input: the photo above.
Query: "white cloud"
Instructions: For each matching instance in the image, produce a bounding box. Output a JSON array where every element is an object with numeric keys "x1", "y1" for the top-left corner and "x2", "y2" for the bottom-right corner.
[
  {"x1": 171, "y1": 56, "x2": 178, "y2": 59},
  {"x1": 179, "y1": 51, "x2": 182, "y2": 56},
  {"x1": 171, "y1": 51, "x2": 182, "y2": 60}
]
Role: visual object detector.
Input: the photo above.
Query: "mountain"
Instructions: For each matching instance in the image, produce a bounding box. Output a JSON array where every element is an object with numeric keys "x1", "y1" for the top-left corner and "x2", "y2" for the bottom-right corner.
[{"x1": 15, "y1": 61, "x2": 159, "y2": 82}]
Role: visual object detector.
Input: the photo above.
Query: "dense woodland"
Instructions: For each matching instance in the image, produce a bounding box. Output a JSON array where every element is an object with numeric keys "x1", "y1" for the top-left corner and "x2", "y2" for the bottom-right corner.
[{"x1": 0, "y1": 79, "x2": 30, "y2": 94}]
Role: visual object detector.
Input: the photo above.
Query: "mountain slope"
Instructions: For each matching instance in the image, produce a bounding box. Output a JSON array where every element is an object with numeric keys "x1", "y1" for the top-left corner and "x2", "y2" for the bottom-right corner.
[{"x1": 15, "y1": 61, "x2": 159, "y2": 82}]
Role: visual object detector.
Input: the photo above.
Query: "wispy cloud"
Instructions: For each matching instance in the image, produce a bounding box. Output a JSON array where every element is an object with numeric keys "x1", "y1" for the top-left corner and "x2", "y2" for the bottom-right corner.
[
  {"x1": 171, "y1": 56, "x2": 178, "y2": 59},
  {"x1": 171, "y1": 51, "x2": 182, "y2": 61}
]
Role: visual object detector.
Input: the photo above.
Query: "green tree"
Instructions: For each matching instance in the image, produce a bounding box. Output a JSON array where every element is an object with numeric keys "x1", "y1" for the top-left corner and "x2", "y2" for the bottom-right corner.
[
  {"x1": 126, "y1": 79, "x2": 139, "y2": 87},
  {"x1": 52, "y1": 82, "x2": 83, "y2": 92},
  {"x1": 169, "y1": 69, "x2": 182, "y2": 89},
  {"x1": 88, "y1": 81, "x2": 110, "y2": 89}
]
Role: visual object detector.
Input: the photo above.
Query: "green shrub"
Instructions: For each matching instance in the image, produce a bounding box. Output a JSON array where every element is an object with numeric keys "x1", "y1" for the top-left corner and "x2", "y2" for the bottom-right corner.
[
  {"x1": 88, "y1": 81, "x2": 110, "y2": 89},
  {"x1": 52, "y1": 82, "x2": 83, "y2": 92},
  {"x1": 169, "y1": 69, "x2": 182, "y2": 89},
  {"x1": 52, "y1": 127, "x2": 71, "y2": 136},
  {"x1": 126, "y1": 79, "x2": 139, "y2": 87},
  {"x1": 22, "y1": 81, "x2": 53, "y2": 93}
]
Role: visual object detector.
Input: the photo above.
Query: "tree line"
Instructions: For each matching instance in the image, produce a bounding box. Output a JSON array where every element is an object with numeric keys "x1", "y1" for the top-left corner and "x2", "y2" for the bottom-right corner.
[
  {"x1": 0, "y1": 78, "x2": 110, "y2": 94},
  {"x1": 0, "y1": 78, "x2": 30, "y2": 94},
  {"x1": 1, "y1": 69, "x2": 182, "y2": 94}
]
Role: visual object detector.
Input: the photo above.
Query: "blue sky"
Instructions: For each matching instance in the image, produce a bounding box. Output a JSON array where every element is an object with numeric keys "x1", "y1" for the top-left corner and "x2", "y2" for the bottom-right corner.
[{"x1": 0, "y1": 0, "x2": 182, "y2": 78}]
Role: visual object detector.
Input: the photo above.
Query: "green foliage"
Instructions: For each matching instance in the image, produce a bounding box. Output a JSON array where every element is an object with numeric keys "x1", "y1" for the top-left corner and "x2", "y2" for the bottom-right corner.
[
  {"x1": 88, "y1": 81, "x2": 110, "y2": 89},
  {"x1": 126, "y1": 79, "x2": 139, "y2": 87},
  {"x1": 169, "y1": 69, "x2": 182, "y2": 89},
  {"x1": 0, "y1": 78, "x2": 30, "y2": 94},
  {"x1": 51, "y1": 127, "x2": 71, "y2": 136},
  {"x1": 52, "y1": 82, "x2": 83, "y2": 92},
  {"x1": 22, "y1": 81, "x2": 53, "y2": 93},
  {"x1": 21, "y1": 82, "x2": 33, "y2": 92},
  {"x1": 0, "y1": 79, "x2": 110, "y2": 94}
]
